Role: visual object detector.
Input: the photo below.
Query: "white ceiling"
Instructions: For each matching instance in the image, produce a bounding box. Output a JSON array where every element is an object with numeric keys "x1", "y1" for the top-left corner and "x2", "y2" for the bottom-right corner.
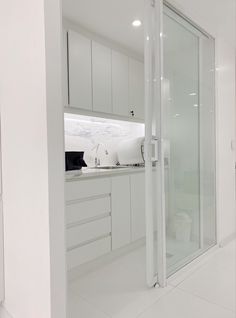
[
  {"x1": 62, "y1": 0, "x2": 145, "y2": 55},
  {"x1": 168, "y1": 0, "x2": 236, "y2": 48},
  {"x1": 62, "y1": 0, "x2": 236, "y2": 54}
]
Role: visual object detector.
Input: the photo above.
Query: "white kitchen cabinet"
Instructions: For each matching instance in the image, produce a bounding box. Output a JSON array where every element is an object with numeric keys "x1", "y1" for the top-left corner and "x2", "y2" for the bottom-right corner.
[
  {"x1": 67, "y1": 216, "x2": 111, "y2": 249},
  {"x1": 129, "y1": 58, "x2": 144, "y2": 120},
  {"x1": 66, "y1": 196, "x2": 111, "y2": 226},
  {"x1": 65, "y1": 177, "x2": 112, "y2": 270},
  {"x1": 65, "y1": 172, "x2": 146, "y2": 269},
  {"x1": 92, "y1": 41, "x2": 112, "y2": 114},
  {"x1": 111, "y1": 175, "x2": 131, "y2": 250},
  {"x1": 68, "y1": 30, "x2": 92, "y2": 110},
  {"x1": 130, "y1": 173, "x2": 145, "y2": 241},
  {"x1": 65, "y1": 27, "x2": 145, "y2": 121},
  {"x1": 112, "y1": 50, "x2": 129, "y2": 117},
  {"x1": 65, "y1": 178, "x2": 111, "y2": 201}
]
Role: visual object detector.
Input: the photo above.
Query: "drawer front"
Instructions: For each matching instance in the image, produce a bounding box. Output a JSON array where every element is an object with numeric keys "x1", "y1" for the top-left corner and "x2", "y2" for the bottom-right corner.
[
  {"x1": 67, "y1": 216, "x2": 111, "y2": 249},
  {"x1": 66, "y1": 196, "x2": 111, "y2": 226},
  {"x1": 65, "y1": 178, "x2": 111, "y2": 201},
  {"x1": 67, "y1": 236, "x2": 111, "y2": 270}
]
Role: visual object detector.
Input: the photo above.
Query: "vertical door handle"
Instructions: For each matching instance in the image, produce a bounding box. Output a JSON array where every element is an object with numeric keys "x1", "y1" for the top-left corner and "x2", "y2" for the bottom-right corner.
[{"x1": 151, "y1": 138, "x2": 159, "y2": 162}]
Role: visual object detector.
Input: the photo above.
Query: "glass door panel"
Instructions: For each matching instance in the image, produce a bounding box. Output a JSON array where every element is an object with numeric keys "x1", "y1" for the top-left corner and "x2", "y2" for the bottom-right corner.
[
  {"x1": 162, "y1": 6, "x2": 216, "y2": 275},
  {"x1": 199, "y1": 37, "x2": 216, "y2": 251},
  {"x1": 145, "y1": 0, "x2": 216, "y2": 285},
  {"x1": 163, "y1": 10, "x2": 201, "y2": 273}
]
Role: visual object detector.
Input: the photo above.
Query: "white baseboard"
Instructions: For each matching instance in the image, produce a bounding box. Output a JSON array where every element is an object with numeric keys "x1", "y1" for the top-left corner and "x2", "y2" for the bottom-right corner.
[{"x1": 219, "y1": 232, "x2": 236, "y2": 247}]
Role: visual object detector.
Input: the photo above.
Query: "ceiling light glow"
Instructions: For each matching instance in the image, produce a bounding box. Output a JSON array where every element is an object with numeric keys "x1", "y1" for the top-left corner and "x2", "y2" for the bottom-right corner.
[{"x1": 132, "y1": 20, "x2": 142, "y2": 27}]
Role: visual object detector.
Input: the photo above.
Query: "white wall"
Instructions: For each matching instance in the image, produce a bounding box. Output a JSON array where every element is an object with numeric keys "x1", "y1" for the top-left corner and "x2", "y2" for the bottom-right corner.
[
  {"x1": 216, "y1": 40, "x2": 236, "y2": 242},
  {"x1": 168, "y1": 0, "x2": 236, "y2": 243},
  {"x1": 0, "y1": 0, "x2": 66, "y2": 318}
]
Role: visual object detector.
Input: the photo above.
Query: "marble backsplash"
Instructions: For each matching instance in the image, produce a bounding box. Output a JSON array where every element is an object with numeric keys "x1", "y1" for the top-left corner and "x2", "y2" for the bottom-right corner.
[{"x1": 64, "y1": 113, "x2": 145, "y2": 166}]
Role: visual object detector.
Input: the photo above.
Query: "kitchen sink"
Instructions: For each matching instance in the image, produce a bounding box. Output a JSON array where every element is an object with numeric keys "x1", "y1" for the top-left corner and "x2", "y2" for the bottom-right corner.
[{"x1": 91, "y1": 165, "x2": 129, "y2": 170}]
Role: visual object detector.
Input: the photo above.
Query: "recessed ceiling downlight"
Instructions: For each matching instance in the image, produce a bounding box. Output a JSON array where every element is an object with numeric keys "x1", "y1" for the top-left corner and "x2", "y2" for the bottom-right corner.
[{"x1": 132, "y1": 20, "x2": 142, "y2": 27}]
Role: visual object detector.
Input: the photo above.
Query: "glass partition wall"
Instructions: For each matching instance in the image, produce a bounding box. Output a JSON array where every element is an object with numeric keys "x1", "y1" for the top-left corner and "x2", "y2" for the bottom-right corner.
[
  {"x1": 145, "y1": 0, "x2": 216, "y2": 286},
  {"x1": 63, "y1": 1, "x2": 216, "y2": 305}
]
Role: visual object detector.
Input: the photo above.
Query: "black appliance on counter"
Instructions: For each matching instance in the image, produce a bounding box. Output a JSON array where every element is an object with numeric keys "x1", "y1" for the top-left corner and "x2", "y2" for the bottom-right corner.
[{"x1": 65, "y1": 151, "x2": 87, "y2": 171}]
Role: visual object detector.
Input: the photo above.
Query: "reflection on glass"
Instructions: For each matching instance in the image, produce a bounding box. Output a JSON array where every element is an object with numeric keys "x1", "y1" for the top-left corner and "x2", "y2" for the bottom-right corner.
[{"x1": 162, "y1": 8, "x2": 216, "y2": 275}]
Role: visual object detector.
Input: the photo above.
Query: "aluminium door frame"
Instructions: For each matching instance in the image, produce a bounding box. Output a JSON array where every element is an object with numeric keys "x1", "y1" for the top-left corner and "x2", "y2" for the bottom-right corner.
[
  {"x1": 144, "y1": 0, "x2": 166, "y2": 288},
  {"x1": 144, "y1": 0, "x2": 217, "y2": 288}
]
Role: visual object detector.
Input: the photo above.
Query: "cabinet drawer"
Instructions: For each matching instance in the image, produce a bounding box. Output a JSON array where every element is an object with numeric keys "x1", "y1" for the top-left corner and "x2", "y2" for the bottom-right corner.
[
  {"x1": 67, "y1": 216, "x2": 111, "y2": 249},
  {"x1": 67, "y1": 236, "x2": 111, "y2": 270},
  {"x1": 66, "y1": 196, "x2": 111, "y2": 225},
  {"x1": 65, "y1": 178, "x2": 111, "y2": 201}
]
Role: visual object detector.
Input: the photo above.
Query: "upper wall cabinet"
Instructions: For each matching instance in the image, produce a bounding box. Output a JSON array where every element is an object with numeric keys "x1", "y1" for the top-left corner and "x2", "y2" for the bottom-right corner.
[
  {"x1": 129, "y1": 59, "x2": 144, "y2": 120},
  {"x1": 111, "y1": 51, "x2": 129, "y2": 117},
  {"x1": 65, "y1": 28, "x2": 144, "y2": 121},
  {"x1": 68, "y1": 30, "x2": 92, "y2": 110},
  {"x1": 92, "y1": 42, "x2": 112, "y2": 114}
]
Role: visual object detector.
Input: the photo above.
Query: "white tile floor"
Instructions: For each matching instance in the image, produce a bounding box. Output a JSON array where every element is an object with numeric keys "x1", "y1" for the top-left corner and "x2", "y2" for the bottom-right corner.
[{"x1": 68, "y1": 240, "x2": 236, "y2": 318}]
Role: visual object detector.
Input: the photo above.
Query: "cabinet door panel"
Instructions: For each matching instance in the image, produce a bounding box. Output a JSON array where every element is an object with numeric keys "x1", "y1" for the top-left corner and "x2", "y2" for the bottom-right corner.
[
  {"x1": 67, "y1": 237, "x2": 111, "y2": 270},
  {"x1": 111, "y1": 175, "x2": 131, "y2": 249},
  {"x1": 65, "y1": 178, "x2": 111, "y2": 202},
  {"x1": 130, "y1": 173, "x2": 145, "y2": 241},
  {"x1": 112, "y1": 51, "x2": 129, "y2": 117},
  {"x1": 66, "y1": 196, "x2": 111, "y2": 226},
  {"x1": 67, "y1": 216, "x2": 111, "y2": 249},
  {"x1": 68, "y1": 30, "x2": 92, "y2": 110},
  {"x1": 92, "y1": 41, "x2": 112, "y2": 113},
  {"x1": 129, "y1": 58, "x2": 144, "y2": 120}
]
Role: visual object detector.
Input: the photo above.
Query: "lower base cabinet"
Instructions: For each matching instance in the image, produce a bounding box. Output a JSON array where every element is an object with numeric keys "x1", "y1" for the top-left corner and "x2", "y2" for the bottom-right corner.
[
  {"x1": 66, "y1": 172, "x2": 145, "y2": 269},
  {"x1": 111, "y1": 175, "x2": 131, "y2": 250},
  {"x1": 67, "y1": 237, "x2": 111, "y2": 270},
  {"x1": 130, "y1": 174, "x2": 145, "y2": 241},
  {"x1": 67, "y1": 216, "x2": 111, "y2": 250}
]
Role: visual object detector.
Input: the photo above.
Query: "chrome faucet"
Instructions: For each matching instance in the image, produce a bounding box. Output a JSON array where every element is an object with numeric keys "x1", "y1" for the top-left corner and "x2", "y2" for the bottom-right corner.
[{"x1": 91, "y1": 143, "x2": 109, "y2": 167}]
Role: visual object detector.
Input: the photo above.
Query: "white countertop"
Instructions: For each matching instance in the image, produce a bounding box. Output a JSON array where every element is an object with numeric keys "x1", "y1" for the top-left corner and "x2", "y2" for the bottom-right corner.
[{"x1": 65, "y1": 166, "x2": 145, "y2": 181}]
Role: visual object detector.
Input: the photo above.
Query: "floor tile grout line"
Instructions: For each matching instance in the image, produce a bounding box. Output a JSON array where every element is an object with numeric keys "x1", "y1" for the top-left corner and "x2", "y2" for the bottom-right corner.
[
  {"x1": 135, "y1": 286, "x2": 235, "y2": 318},
  {"x1": 168, "y1": 248, "x2": 225, "y2": 287},
  {"x1": 68, "y1": 241, "x2": 235, "y2": 318},
  {"x1": 175, "y1": 285, "x2": 236, "y2": 313},
  {"x1": 73, "y1": 285, "x2": 176, "y2": 318},
  {"x1": 134, "y1": 285, "x2": 180, "y2": 318},
  {"x1": 70, "y1": 291, "x2": 113, "y2": 317}
]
